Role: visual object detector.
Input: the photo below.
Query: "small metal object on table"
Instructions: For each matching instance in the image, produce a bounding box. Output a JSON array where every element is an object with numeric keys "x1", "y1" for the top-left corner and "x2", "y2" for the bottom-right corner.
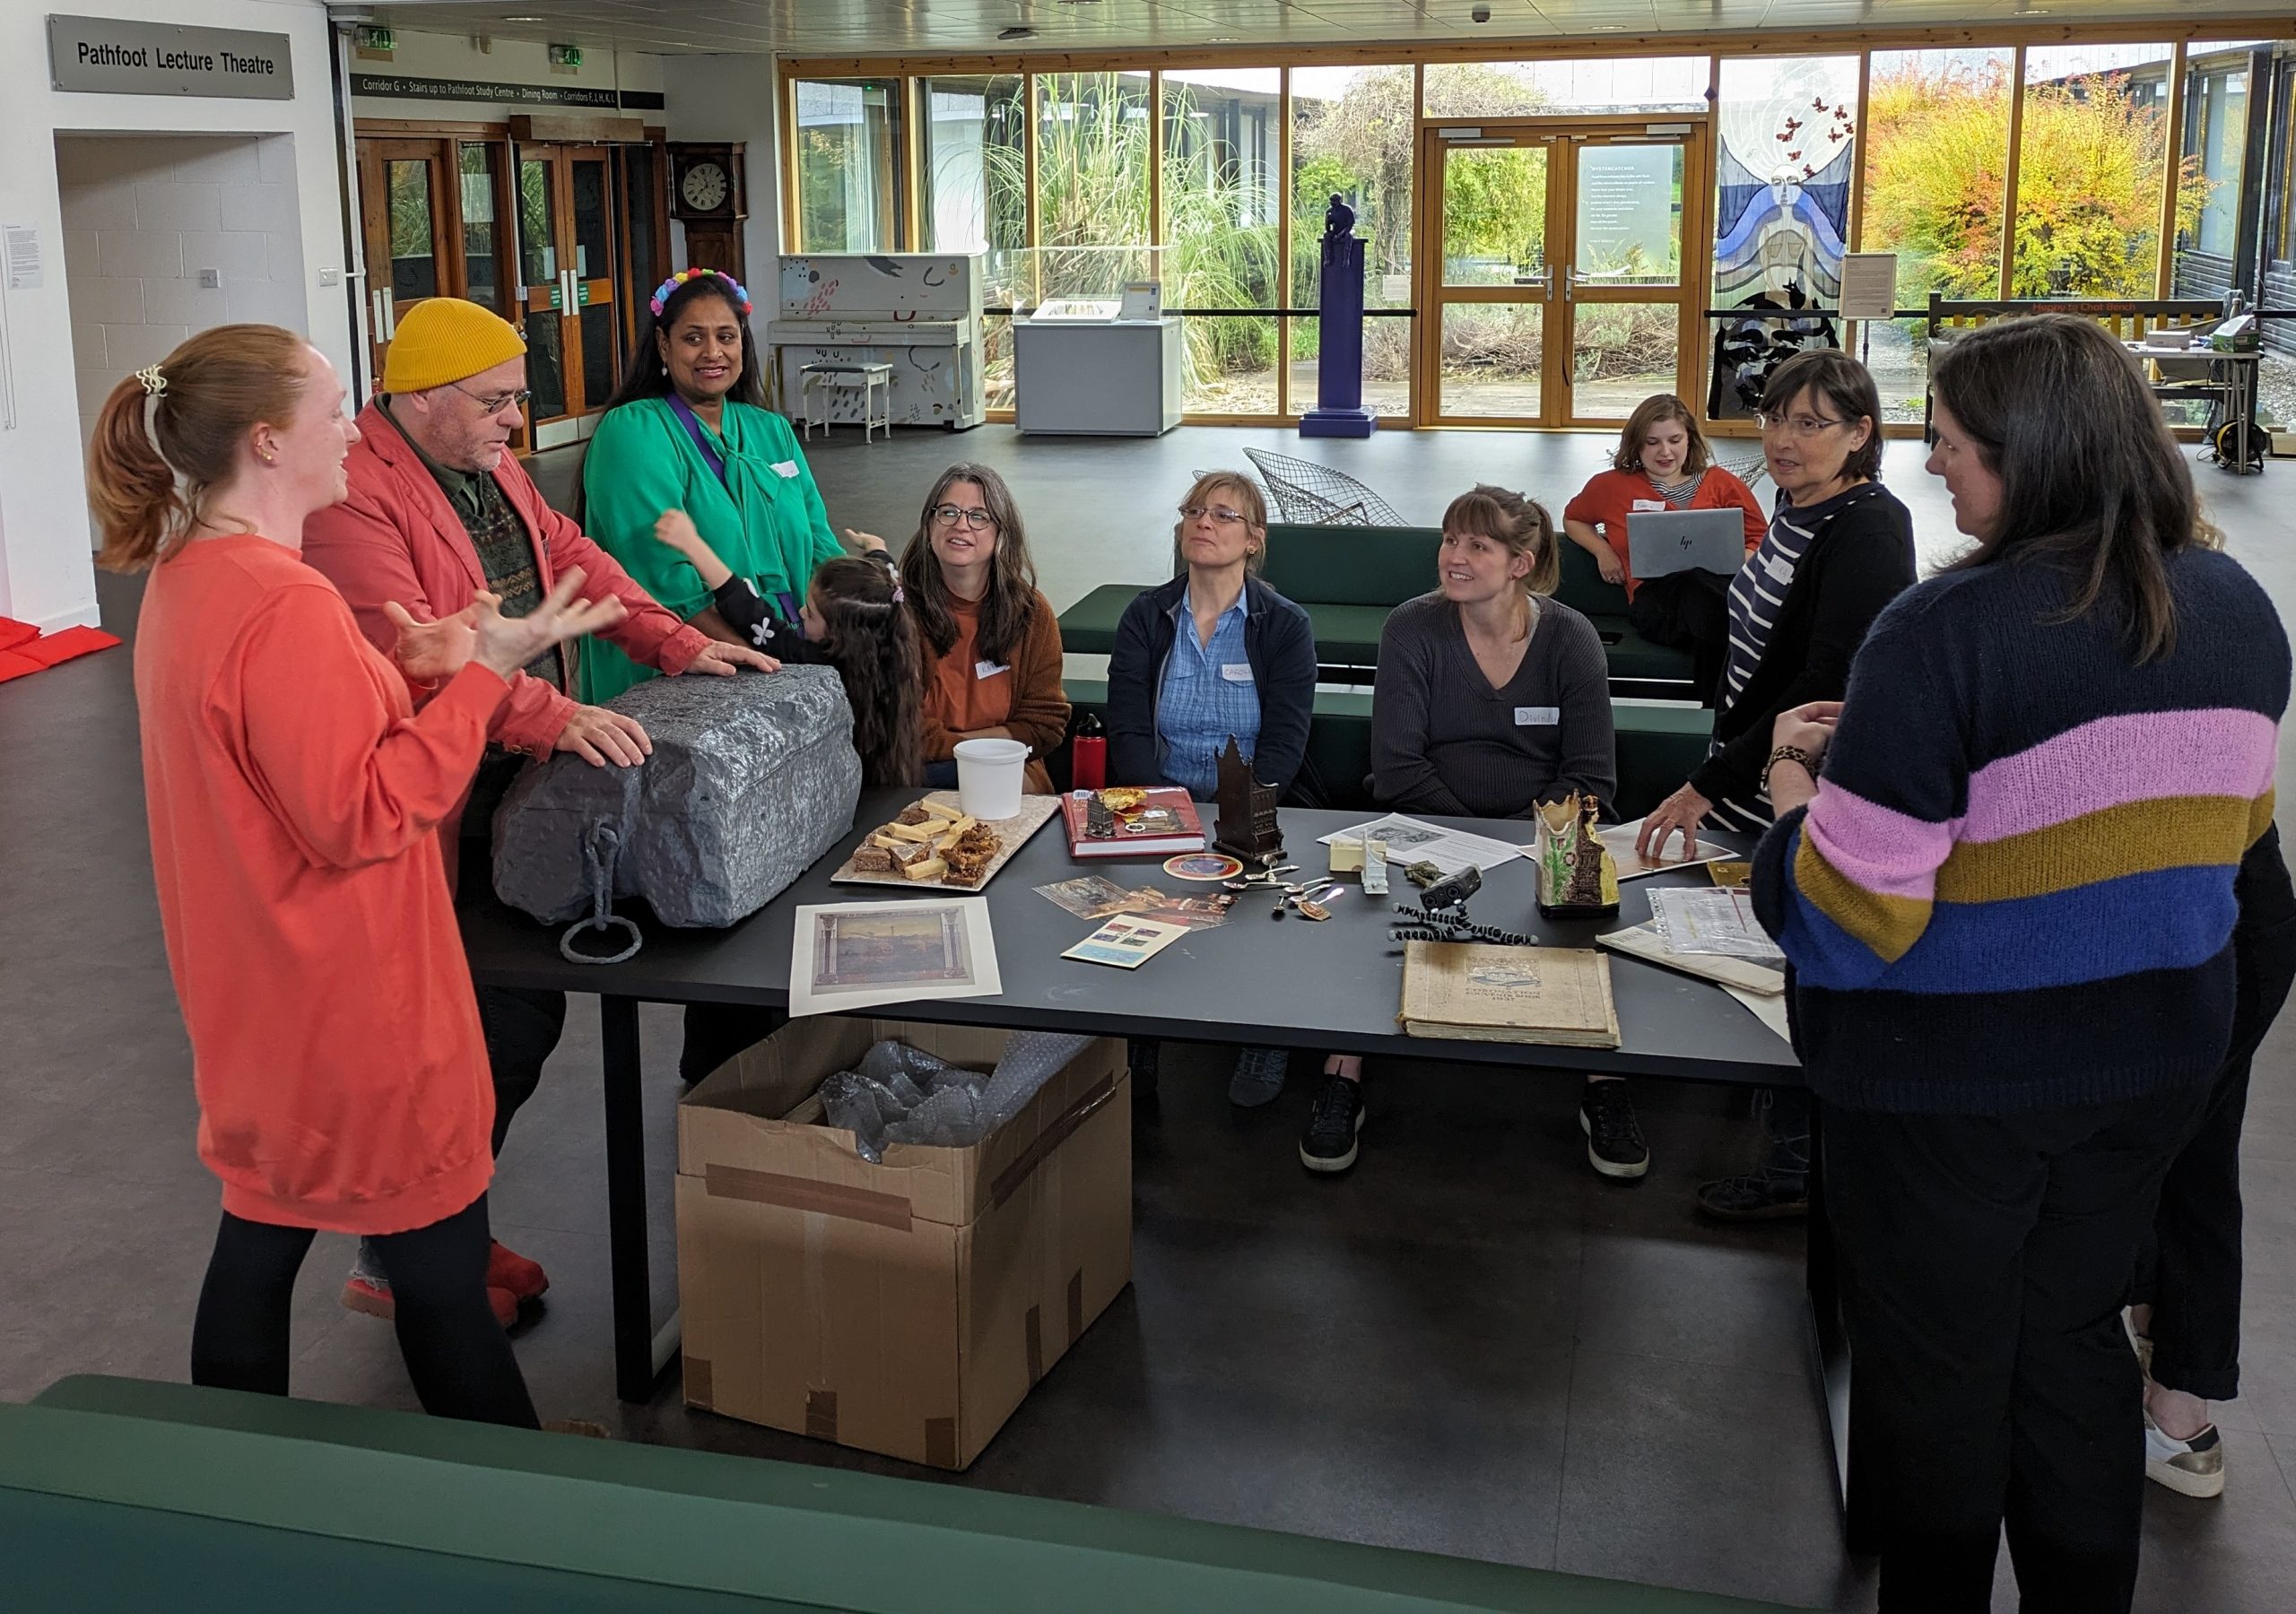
[
  {"x1": 458, "y1": 794, "x2": 1864, "y2": 1540},
  {"x1": 798, "y1": 360, "x2": 892, "y2": 443}
]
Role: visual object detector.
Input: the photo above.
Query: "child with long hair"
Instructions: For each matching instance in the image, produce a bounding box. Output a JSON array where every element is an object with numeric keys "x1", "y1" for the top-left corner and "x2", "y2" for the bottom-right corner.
[{"x1": 654, "y1": 512, "x2": 920, "y2": 787}]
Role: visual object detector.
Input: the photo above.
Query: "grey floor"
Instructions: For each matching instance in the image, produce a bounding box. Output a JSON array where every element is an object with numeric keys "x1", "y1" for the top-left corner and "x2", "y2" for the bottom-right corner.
[{"x1": 5, "y1": 424, "x2": 2296, "y2": 1610}]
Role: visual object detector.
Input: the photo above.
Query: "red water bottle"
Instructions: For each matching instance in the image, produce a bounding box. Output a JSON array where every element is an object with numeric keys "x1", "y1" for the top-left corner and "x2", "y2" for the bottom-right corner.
[{"x1": 1071, "y1": 711, "x2": 1107, "y2": 790}]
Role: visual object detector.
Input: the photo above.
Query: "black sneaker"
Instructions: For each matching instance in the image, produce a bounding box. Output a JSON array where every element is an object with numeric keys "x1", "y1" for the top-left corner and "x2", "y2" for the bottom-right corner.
[
  {"x1": 1299, "y1": 1075, "x2": 1365, "y2": 1174},
  {"x1": 1694, "y1": 1166, "x2": 1808, "y2": 1220},
  {"x1": 1578, "y1": 1080, "x2": 1649, "y2": 1179}
]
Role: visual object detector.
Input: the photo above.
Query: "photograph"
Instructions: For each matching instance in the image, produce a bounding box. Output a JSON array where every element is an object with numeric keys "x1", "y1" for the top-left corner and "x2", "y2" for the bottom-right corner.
[{"x1": 789, "y1": 898, "x2": 1004, "y2": 1017}]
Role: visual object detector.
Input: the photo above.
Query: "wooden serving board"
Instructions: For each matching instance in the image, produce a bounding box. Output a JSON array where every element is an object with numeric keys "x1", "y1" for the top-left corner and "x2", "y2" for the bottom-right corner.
[{"x1": 829, "y1": 791, "x2": 1062, "y2": 892}]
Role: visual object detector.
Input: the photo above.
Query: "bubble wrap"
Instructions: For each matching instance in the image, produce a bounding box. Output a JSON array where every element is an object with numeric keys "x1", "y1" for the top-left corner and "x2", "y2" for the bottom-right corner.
[
  {"x1": 490, "y1": 665, "x2": 862, "y2": 929},
  {"x1": 822, "y1": 1035, "x2": 1097, "y2": 1158}
]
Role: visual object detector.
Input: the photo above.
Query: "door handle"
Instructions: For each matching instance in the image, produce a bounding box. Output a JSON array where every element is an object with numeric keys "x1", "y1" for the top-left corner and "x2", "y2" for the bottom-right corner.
[{"x1": 379, "y1": 290, "x2": 397, "y2": 339}]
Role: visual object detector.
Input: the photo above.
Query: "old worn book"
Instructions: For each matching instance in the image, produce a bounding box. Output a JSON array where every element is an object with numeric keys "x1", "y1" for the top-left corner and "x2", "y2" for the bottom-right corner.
[{"x1": 1397, "y1": 941, "x2": 1621, "y2": 1049}]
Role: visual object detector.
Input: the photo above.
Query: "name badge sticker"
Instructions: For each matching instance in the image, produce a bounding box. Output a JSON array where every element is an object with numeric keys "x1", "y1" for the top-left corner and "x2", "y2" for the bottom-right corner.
[
  {"x1": 974, "y1": 660, "x2": 1009, "y2": 680},
  {"x1": 1515, "y1": 706, "x2": 1561, "y2": 726},
  {"x1": 1220, "y1": 663, "x2": 1255, "y2": 684},
  {"x1": 770, "y1": 460, "x2": 800, "y2": 478},
  {"x1": 1763, "y1": 552, "x2": 1796, "y2": 586},
  {"x1": 1631, "y1": 499, "x2": 1667, "y2": 513}
]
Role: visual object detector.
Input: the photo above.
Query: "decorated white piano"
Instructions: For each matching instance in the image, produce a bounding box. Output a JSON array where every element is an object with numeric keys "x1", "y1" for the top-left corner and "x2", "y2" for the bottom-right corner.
[{"x1": 767, "y1": 254, "x2": 987, "y2": 430}]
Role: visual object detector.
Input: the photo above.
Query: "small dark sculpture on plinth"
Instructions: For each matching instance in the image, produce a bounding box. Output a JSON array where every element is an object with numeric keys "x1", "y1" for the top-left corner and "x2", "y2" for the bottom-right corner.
[{"x1": 1212, "y1": 736, "x2": 1283, "y2": 863}]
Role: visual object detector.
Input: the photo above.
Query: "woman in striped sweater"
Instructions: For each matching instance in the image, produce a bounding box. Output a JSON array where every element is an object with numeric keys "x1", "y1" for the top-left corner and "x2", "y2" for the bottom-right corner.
[{"x1": 1750, "y1": 313, "x2": 2288, "y2": 1613}]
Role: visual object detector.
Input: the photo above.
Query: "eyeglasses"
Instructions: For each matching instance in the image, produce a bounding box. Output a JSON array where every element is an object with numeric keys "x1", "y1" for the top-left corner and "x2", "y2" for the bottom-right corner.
[
  {"x1": 1756, "y1": 410, "x2": 1847, "y2": 440},
  {"x1": 450, "y1": 382, "x2": 532, "y2": 415},
  {"x1": 1179, "y1": 504, "x2": 1248, "y2": 526},
  {"x1": 929, "y1": 504, "x2": 996, "y2": 530}
]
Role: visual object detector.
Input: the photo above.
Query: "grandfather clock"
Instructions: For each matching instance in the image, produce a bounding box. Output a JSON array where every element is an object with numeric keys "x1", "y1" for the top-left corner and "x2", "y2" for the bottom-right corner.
[{"x1": 667, "y1": 143, "x2": 747, "y2": 282}]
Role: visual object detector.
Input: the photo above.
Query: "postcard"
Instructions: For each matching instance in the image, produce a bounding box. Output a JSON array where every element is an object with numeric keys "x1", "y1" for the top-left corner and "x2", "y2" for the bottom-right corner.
[
  {"x1": 1060, "y1": 916, "x2": 1192, "y2": 970},
  {"x1": 788, "y1": 898, "x2": 1002, "y2": 1017},
  {"x1": 1036, "y1": 874, "x2": 1155, "y2": 920}
]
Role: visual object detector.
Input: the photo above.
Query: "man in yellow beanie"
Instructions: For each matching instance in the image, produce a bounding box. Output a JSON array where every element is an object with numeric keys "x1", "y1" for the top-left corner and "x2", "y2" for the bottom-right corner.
[{"x1": 303, "y1": 299, "x2": 778, "y2": 1328}]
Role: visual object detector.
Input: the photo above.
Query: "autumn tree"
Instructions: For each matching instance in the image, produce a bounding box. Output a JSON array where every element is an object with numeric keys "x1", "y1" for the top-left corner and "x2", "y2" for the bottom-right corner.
[{"x1": 1864, "y1": 61, "x2": 2206, "y2": 301}]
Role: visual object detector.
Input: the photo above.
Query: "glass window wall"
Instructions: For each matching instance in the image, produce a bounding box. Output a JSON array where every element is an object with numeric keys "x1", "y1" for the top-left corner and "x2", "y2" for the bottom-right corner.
[
  {"x1": 793, "y1": 79, "x2": 904, "y2": 253},
  {"x1": 1859, "y1": 48, "x2": 2014, "y2": 421},
  {"x1": 2013, "y1": 45, "x2": 2178, "y2": 298},
  {"x1": 1292, "y1": 64, "x2": 1414, "y2": 417},
  {"x1": 1163, "y1": 68, "x2": 1282, "y2": 413}
]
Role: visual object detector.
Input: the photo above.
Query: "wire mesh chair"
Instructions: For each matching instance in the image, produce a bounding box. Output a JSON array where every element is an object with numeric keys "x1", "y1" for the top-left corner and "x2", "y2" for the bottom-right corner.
[
  {"x1": 1708, "y1": 440, "x2": 1772, "y2": 495},
  {"x1": 1241, "y1": 447, "x2": 1410, "y2": 526}
]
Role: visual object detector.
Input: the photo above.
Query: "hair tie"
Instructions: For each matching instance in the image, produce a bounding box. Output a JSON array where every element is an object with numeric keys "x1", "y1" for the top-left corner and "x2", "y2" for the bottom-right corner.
[
  {"x1": 135, "y1": 364, "x2": 167, "y2": 397},
  {"x1": 891, "y1": 584, "x2": 906, "y2": 605},
  {"x1": 649, "y1": 267, "x2": 753, "y2": 318}
]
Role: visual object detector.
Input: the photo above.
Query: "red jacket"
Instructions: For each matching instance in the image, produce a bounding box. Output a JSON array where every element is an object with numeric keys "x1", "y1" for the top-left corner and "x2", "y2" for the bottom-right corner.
[{"x1": 303, "y1": 403, "x2": 709, "y2": 759}]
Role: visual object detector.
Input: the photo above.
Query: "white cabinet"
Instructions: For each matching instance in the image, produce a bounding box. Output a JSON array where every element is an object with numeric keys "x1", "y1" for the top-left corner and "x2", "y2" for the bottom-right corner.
[{"x1": 1013, "y1": 317, "x2": 1184, "y2": 437}]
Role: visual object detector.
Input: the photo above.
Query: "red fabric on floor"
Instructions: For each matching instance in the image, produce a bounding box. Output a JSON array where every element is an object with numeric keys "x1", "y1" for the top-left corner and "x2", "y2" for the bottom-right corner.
[
  {"x1": 17, "y1": 626, "x2": 121, "y2": 667},
  {"x1": 0, "y1": 624, "x2": 122, "y2": 682}
]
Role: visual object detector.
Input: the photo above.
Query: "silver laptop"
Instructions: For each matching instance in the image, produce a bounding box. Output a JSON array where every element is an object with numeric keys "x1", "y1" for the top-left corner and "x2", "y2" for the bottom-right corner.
[{"x1": 1627, "y1": 508, "x2": 1748, "y2": 579}]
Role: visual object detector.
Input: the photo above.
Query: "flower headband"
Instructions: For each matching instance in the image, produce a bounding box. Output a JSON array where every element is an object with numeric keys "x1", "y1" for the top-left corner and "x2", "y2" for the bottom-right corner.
[{"x1": 651, "y1": 268, "x2": 752, "y2": 317}]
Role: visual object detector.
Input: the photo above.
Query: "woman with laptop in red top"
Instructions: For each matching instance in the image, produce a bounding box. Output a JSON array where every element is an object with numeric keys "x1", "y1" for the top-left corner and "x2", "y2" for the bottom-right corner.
[
  {"x1": 1562, "y1": 394, "x2": 1764, "y2": 697},
  {"x1": 89, "y1": 325, "x2": 622, "y2": 1425}
]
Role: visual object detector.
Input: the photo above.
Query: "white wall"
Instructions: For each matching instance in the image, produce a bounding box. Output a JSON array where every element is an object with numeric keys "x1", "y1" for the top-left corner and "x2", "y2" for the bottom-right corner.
[
  {"x1": 0, "y1": 0, "x2": 350, "y2": 633},
  {"x1": 661, "y1": 55, "x2": 784, "y2": 281},
  {"x1": 60, "y1": 134, "x2": 309, "y2": 453},
  {"x1": 349, "y1": 29, "x2": 663, "y2": 124}
]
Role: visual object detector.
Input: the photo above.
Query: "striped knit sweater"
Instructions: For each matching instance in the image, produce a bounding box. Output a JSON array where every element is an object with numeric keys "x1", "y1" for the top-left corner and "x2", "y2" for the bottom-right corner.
[{"x1": 1751, "y1": 545, "x2": 2288, "y2": 1113}]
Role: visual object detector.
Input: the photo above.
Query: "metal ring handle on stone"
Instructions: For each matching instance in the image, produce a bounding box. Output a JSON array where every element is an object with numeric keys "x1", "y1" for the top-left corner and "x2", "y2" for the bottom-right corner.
[{"x1": 558, "y1": 821, "x2": 643, "y2": 965}]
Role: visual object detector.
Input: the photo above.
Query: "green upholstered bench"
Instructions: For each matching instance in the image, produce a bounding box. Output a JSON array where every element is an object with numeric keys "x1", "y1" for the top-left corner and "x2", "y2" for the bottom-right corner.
[
  {"x1": 1057, "y1": 525, "x2": 1696, "y2": 694},
  {"x1": 1, "y1": 1376, "x2": 1808, "y2": 1613},
  {"x1": 1062, "y1": 680, "x2": 1710, "y2": 820},
  {"x1": 1055, "y1": 525, "x2": 1439, "y2": 669},
  {"x1": 1552, "y1": 543, "x2": 1697, "y2": 690}
]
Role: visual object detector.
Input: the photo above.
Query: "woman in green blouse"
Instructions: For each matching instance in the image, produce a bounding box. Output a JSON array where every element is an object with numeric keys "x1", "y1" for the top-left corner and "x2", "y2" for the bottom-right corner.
[{"x1": 577, "y1": 268, "x2": 846, "y2": 704}]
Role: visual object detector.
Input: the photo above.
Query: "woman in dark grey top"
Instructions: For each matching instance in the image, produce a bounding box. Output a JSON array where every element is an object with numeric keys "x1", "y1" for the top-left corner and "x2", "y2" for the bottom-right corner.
[{"x1": 1307, "y1": 487, "x2": 1638, "y2": 1182}]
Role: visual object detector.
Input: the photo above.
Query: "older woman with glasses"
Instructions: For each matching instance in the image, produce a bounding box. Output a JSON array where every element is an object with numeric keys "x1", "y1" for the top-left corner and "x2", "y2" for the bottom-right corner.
[
  {"x1": 1108, "y1": 471, "x2": 1318, "y2": 1106},
  {"x1": 1638, "y1": 348, "x2": 1915, "y2": 1223},
  {"x1": 578, "y1": 267, "x2": 866, "y2": 704}
]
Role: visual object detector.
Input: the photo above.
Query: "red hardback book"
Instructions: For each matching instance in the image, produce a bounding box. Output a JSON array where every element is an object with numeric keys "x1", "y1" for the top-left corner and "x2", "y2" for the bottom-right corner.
[{"x1": 1060, "y1": 788, "x2": 1208, "y2": 858}]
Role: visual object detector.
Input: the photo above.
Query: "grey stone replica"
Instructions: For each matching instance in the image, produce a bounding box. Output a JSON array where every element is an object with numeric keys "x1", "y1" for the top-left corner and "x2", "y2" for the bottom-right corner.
[{"x1": 492, "y1": 665, "x2": 863, "y2": 930}]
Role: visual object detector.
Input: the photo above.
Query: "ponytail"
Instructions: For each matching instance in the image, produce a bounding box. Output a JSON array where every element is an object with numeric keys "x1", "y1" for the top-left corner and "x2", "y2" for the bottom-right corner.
[
  {"x1": 87, "y1": 324, "x2": 309, "y2": 571},
  {"x1": 813, "y1": 556, "x2": 923, "y2": 788}
]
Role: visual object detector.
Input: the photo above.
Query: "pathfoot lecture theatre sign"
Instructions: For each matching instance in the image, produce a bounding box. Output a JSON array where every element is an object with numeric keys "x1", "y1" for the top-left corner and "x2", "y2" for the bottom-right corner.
[{"x1": 48, "y1": 14, "x2": 294, "y2": 100}]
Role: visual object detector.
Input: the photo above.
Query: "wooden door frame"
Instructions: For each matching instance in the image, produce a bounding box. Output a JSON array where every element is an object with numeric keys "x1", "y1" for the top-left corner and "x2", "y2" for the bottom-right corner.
[
  {"x1": 1415, "y1": 116, "x2": 1709, "y2": 430},
  {"x1": 355, "y1": 137, "x2": 456, "y2": 380},
  {"x1": 514, "y1": 142, "x2": 626, "y2": 447}
]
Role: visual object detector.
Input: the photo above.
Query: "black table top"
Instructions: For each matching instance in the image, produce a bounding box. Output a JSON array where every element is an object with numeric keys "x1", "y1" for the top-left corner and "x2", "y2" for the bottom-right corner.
[{"x1": 460, "y1": 791, "x2": 1801, "y2": 1086}]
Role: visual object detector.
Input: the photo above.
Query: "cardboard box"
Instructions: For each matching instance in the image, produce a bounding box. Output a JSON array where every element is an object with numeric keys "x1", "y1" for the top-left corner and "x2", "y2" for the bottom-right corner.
[{"x1": 676, "y1": 1019, "x2": 1131, "y2": 1470}]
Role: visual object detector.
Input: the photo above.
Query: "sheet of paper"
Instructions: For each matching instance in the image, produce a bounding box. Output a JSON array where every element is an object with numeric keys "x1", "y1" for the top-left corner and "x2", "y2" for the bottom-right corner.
[
  {"x1": 1318, "y1": 813, "x2": 1523, "y2": 877},
  {"x1": 1725, "y1": 984, "x2": 1795, "y2": 1045},
  {"x1": 1590, "y1": 820, "x2": 1731, "y2": 881},
  {"x1": 1648, "y1": 885, "x2": 1786, "y2": 964},
  {"x1": 1838, "y1": 251, "x2": 1898, "y2": 321},
  {"x1": 1062, "y1": 915, "x2": 1191, "y2": 969},
  {"x1": 788, "y1": 899, "x2": 1002, "y2": 1018}
]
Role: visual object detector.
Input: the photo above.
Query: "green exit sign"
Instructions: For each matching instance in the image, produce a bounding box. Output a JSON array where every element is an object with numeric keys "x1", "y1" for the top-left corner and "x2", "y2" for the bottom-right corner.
[
  {"x1": 354, "y1": 25, "x2": 394, "y2": 51},
  {"x1": 548, "y1": 42, "x2": 582, "y2": 67}
]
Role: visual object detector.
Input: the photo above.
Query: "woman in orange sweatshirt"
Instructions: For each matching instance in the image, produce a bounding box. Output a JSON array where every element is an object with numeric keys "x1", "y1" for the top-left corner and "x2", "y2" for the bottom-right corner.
[
  {"x1": 1562, "y1": 393, "x2": 1765, "y2": 699},
  {"x1": 889, "y1": 464, "x2": 1069, "y2": 794},
  {"x1": 89, "y1": 325, "x2": 622, "y2": 1424}
]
